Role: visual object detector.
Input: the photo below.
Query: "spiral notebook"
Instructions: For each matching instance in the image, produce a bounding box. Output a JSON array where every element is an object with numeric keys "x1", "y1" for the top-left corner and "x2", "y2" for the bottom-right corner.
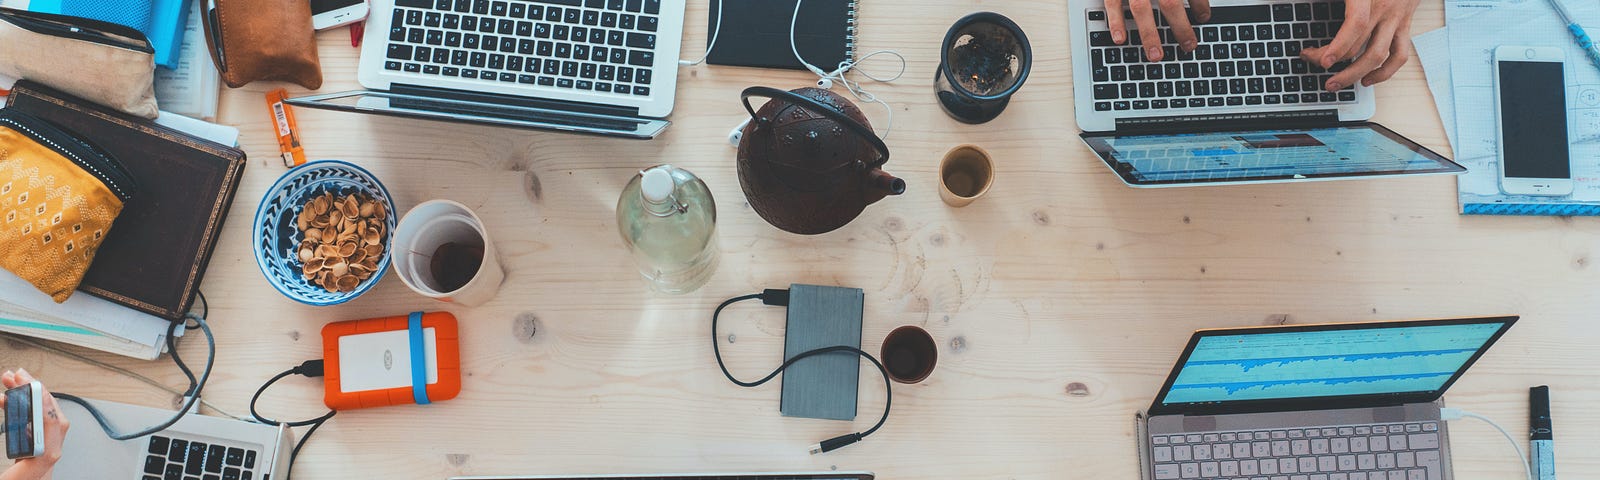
[{"x1": 705, "y1": 0, "x2": 856, "y2": 71}]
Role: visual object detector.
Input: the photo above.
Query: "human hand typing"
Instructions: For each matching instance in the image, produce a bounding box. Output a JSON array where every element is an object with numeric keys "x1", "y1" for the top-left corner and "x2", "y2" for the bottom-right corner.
[
  {"x1": 1103, "y1": 0, "x2": 1211, "y2": 61},
  {"x1": 1300, "y1": 0, "x2": 1421, "y2": 90},
  {"x1": 1, "y1": 369, "x2": 69, "y2": 480}
]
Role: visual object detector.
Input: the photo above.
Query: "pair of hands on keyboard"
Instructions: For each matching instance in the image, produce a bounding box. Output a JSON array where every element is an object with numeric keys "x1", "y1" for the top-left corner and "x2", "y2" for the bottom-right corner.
[
  {"x1": 1, "y1": 369, "x2": 68, "y2": 480},
  {"x1": 1102, "y1": 0, "x2": 1420, "y2": 90}
]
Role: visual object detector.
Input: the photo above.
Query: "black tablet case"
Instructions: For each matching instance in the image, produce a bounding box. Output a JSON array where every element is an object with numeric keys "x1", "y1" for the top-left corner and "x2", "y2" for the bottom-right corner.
[
  {"x1": 779, "y1": 284, "x2": 863, "y2": 421},
  {"x1": 705, "y1": 0, "x2": 855, "y2": 71}
]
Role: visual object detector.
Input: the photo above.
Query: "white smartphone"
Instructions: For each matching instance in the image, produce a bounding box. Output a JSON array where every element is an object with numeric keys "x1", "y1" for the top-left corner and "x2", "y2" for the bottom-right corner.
[
  {"x1": 4, "y1": 381, "x2": 44, "y2": 460},
  {"x1": 312, "y1": 0, "x2": 369, "y2": 31},
  {"x1": 1493, "y1": 45, "x2": 1573, "y2": 197}
]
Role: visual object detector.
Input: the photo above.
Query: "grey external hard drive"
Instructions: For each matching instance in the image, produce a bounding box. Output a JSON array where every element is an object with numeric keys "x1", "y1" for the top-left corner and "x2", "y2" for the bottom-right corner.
[{"x1": 779, "y1": 284, "x2": 864, "y2": 421}]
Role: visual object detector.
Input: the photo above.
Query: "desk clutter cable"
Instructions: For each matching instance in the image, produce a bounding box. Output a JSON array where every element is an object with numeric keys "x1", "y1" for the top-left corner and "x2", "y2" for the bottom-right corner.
[
  {"x1": 712, "y1": 289, "x2": 892, "y2": 454},
  {"x1": 250, "y1": 360, "x2": 336, "y2": 479}
]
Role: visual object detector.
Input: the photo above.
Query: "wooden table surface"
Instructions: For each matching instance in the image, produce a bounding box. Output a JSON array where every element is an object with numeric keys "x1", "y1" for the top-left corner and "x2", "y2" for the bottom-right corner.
[{"x1": 5, "y1": 1, "x2": 1598, "y2": 478}]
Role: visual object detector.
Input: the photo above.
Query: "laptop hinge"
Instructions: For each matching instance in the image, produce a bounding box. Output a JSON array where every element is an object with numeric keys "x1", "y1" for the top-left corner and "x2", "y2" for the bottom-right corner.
[
  {"x1": 1114, "y1": 109, "x2": 1340, "y2": 135},
  {"x1": 391, "y1": 83, "x2": 642, "y2": 118}
]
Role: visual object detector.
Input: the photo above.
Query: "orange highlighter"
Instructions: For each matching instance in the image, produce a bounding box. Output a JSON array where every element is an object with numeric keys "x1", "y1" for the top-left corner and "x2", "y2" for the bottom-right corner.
[{"x1": 265, "y1": 88, "x2": 307, "y2": 167}]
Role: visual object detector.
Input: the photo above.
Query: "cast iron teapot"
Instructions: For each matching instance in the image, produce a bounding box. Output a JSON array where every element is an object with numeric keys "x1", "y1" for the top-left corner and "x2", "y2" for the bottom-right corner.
[{"x1": 736, "y1": 86, "x2": 905, "y2": 235}]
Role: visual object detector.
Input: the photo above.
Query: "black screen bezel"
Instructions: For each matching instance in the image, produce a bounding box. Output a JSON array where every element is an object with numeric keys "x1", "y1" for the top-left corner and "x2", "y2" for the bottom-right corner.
[
  {"x1": 1147, "y1": 316, "x2": 1518, "y2": 417},
  {"x1": 1080, "y1": 122, "x2": 1465, "y2": 186}
]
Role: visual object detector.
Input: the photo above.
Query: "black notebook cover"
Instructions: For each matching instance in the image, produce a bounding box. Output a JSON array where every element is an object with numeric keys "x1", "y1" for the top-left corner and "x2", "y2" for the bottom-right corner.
[
  {"x1": 779, "y1": 284, "x2": 863, "y2": 421},
  {"x1": 6, "y1": 81, "x2": 247, "y2": 321},
  {"x1": 706, "y1": 0, "x2": 855, "y2": 71}
]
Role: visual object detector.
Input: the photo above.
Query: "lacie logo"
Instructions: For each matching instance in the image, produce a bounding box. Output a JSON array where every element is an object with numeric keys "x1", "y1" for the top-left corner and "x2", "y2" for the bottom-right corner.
[{"x1": 383, "y1": 350, "x2": 393, "y2": 370}]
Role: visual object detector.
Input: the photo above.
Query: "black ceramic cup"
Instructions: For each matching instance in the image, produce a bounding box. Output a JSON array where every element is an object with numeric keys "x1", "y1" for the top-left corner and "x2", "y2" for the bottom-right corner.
[
  {"x1": 881, "y1": 325, "x2": 938, "y2": 384},
  {"x1": 934, "y1": 12, "x2": 1032, "y2": 124}
]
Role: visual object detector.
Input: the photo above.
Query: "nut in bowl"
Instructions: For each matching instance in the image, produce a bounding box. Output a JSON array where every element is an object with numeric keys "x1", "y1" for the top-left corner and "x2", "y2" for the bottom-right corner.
[
  {"x1": 295, "y1": 192, "x2": 387, "y2": 293},
  {"x1": 253, "y1": 161, "x2": 397, "y2": 306}
]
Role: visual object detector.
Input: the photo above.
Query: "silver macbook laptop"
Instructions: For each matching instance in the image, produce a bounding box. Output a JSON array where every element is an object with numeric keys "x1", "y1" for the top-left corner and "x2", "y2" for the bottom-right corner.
[
  {"x1": 454, "y1": 473, "x2": 874, "y2": 480},
  {"x1": 1068, "y1": 0, "x2": 1465, "y2": 186},
  {"x1": 288, "y1": 0, "x2": 686, "y2": 139},
  {"x1": 1137, "y1": 316, "x2": 1516, "y2": 480},
  {"x1": 56, "y1": 396, "x2": 292, "y2": 480}
]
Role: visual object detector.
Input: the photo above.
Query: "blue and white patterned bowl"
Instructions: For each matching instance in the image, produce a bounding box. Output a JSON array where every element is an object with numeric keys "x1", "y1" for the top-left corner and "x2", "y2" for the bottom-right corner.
[{"x1": 253, "y1": 161, "x2": 397, "y2": 306}]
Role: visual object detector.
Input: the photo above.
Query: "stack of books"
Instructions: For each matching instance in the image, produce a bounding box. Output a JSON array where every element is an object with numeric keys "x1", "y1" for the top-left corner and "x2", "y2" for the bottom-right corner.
[{"x1": 0, "y1": 82, "x2": 244, "y2": 360}]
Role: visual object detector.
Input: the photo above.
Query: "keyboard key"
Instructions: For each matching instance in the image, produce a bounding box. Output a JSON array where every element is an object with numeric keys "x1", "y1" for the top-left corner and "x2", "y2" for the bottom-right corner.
[
  {"x1": 627, "y1": 49, "x2": 654, "y2": 66},
  {"x1": 1090, "y1": 31, "x2": 1115, "y2": 47},
  {"x1": 563, "y1": 60, "x2": 579, "y2": 76},
  {"x1": 1407, "y1": 433, "x2": 1438, "y2": 449},
  {"x1": 1093, "y1": 84, "x2": 1121, "y2": 101},
  {"x1": 1221, "y1": 26, "x2": 1237, "y2": 42},
  {"x1": 1239, "y1": 25, "x2": 1255, "y2": 41},
  {"x1": 165, "y1": 463, "x2": 184, "y2": 480},
  {"x1": 1207, "y1": 5, "x2": 1271, "y2": 24},
  {"x1": 1114, "y1": 100, "x2": 1131, "y2": 110},
  {"x1": 1154, "y1": 464, "x2": 1180, "y2": 480},
  {"x1": 1257, "y1": 24, "x2": 1273, "y2": 40},
  {"x1": 614, "y1": 84, "x2": 630, "y2": 94},
  {"x1": 145, "y1": 455, "x2": 166, "y2": 475},
  {"x1": 626, "y1": 32, "x2": 655, "y2": 49},
  {"x1": 206, "y1": 445, "x2": 225, "y2": 473},
  {"x1": 388, "y1": 44, "x2": 414, "y2": 60},
  {"x1": 1139, "y1": 82, "x2": 1156, "y2": 97}
]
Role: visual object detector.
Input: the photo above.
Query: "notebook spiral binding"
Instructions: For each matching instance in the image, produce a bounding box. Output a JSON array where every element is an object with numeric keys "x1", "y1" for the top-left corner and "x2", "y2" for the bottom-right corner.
[{"x1": 843, "y1": 1, "x2": 857, "y2": 60}]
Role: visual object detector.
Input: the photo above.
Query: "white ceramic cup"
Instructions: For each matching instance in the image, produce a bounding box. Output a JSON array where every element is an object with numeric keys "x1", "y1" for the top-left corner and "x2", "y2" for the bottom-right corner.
[{"x1": 391, "y1": 200, "x2": 505, "y2": 306}]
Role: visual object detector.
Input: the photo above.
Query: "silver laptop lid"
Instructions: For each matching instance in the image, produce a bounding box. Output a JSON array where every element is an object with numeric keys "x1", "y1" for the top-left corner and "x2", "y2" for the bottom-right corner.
[
  {"x1": 287, "y1": 89, "x2": 670, "y2": 139},
  {"x1": 1079, "y1": 119, "x2": 1464, "y2": 187},
  {"x1": 1147, "y1": 317, "x2": 1517, "y2": 417},
  {"x1": 453, "y1": 473, "x2": 875, "y2": 480}
]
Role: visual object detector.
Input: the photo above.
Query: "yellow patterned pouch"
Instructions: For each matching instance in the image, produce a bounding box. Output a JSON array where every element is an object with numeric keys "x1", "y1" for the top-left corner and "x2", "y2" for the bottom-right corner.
[{"x1": 0, "y1": 110, "x2": 136, "y2": 302}]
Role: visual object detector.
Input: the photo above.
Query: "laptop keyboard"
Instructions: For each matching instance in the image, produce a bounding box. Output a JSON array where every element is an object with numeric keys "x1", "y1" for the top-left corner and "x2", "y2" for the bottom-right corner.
[
  {"x1": 386, "y1": 0, "x2": 661, "y2": 97},
  {"x1": 142, "y1": 435, "x2": 263, "y2": 480},
  {"x1": 1150, "y1": 421, "x2": 1444, "y2": 480},
  {"x1": 1085, "y1": 3, "x2": 1358, "y2": 112}
]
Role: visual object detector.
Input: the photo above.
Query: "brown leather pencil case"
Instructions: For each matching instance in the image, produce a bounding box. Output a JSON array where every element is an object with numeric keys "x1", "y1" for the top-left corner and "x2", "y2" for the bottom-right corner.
[{"x1": 199, "y1": 0, "x2": 322, "y2": 89}]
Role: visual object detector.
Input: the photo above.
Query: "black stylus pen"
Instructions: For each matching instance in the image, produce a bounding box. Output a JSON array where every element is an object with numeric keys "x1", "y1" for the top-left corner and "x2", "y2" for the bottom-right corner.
[{"x1": 1530, "y1": 386, "x2": 1555, "y2": 480}]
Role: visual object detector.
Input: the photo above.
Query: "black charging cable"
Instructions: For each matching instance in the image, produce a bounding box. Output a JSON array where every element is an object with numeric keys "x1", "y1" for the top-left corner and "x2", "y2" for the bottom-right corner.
[
  {"x1": 249, "y1": 360, "x2": 335, "y2": 480},
  {"x1": 712, "y1": 289, "x2": 892, "y2": 454},
  {"x1": 55, "y1": 311, "x2": 216, "y2": 440}
]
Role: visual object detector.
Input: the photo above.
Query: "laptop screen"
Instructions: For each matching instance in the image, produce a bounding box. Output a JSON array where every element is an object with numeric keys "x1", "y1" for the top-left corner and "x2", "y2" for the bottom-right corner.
[
  {"x1": 1151, "y1": 317, "x2": 1516, "y2": 415},
  {"x1": 1080, "y1": 123, "x2": 1464, "y2": 186}
]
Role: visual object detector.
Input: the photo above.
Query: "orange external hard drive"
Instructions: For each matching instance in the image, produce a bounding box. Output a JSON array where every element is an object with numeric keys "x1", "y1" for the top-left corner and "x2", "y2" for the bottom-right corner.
[{"x1": 321, "y1": 311, "x2": 461, "y2": 410}]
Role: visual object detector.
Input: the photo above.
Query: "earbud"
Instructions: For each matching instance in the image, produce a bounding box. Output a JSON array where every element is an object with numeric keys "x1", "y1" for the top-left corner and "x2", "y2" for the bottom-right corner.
[
  {"x1": 727, "y1": 118, "x2": 752, "y2": 148},
  {"x1": 815, "y1": 77, "x2": 833, "y2": 89}
]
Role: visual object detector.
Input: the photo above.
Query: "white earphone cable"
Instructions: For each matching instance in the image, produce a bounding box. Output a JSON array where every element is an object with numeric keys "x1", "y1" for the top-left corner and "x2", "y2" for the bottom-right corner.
[
  {"x1": 678, "y1": 0, "x2": 724, "y2": 66},
  {"x1": 785, "y1": 0, "x2": 905, "y2": 139}
]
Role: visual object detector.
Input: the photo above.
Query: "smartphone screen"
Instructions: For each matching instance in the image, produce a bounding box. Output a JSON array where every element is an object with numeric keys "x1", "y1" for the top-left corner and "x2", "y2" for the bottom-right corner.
[
  {"x1": 1498, "y1": 61, "x2": 1570, "y2": 179},
  {"x1": 4, "y1": 384, "x2": 35, "y2": 459},
  {"x1": 312, "y1": 0, "x2": 364, "y2": 15}
]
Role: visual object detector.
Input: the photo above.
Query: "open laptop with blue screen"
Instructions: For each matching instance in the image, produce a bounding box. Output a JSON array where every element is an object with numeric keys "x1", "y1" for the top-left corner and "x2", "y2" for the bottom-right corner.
[
  {"x1": 1137, "y1": 316, "x2": 1516, "y2": 480},
  {"x1": 1070, "y1": 1, "x2": 1466, "y2": 187}
]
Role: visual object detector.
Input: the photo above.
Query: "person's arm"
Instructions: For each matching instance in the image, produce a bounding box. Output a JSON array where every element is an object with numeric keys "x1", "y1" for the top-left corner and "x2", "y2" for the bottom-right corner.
[
  {"x1": 1, "y1": 369, "x2": 68, "y2": 480},
  {"x1": 1104, "y1": 0, "x2": 1212, "y2": 61},
  {"x1": 1300, "y1": 0, "x2": 1421, "y2": 90}
]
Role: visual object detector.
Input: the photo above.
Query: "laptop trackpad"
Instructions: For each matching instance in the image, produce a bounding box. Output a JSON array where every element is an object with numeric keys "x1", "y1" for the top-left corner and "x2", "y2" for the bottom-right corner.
[{"x1": 56, "y1": 401, "x2": 143, "y2": 479}]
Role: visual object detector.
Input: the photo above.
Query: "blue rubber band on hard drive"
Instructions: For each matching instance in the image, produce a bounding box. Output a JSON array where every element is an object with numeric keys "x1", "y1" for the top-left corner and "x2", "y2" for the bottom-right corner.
[{"x1": 409, "y1": 312, "x2": 431, "y2": 405}]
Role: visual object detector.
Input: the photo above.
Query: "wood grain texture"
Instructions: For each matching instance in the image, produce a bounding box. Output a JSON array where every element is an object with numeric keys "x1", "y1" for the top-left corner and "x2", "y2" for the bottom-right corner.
[{"x1": 5, "y1": 1, "x2": 1597, "y2": 478}]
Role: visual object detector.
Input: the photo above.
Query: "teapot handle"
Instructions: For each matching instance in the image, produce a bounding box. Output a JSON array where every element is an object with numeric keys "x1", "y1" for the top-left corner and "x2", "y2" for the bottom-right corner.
[{"x1": 740, "y1": 86, "x2": 891, "y2": 169}]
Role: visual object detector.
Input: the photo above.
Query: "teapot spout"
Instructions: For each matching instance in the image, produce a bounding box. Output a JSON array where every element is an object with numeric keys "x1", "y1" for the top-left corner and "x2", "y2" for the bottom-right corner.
[{"x1": 864, "y1": 169, "x2": 906, "y2": 204}]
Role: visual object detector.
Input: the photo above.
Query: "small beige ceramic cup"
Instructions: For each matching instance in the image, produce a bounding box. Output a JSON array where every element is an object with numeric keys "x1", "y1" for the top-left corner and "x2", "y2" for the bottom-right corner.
[{"x1": 939, "y1": 144, "x2": 994, "y2": 207}]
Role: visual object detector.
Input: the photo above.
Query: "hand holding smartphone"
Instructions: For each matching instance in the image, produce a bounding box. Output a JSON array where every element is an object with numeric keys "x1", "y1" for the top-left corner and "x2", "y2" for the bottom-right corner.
[
  {"x1": 4, "y1": 381, "x2": 44, "y2": 459},
  {"x1": 1493, "y1": 46, "x2": 1574, "y2": 197}
]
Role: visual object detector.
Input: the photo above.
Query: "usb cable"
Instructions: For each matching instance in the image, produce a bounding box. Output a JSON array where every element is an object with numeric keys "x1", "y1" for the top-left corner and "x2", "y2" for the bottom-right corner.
[
  {"x1": 1439, "y1": 408, "x2": 1533, "y2": 480},
  {"x1": 712, "y1": 289, "x2": 892, "y2": 454}
]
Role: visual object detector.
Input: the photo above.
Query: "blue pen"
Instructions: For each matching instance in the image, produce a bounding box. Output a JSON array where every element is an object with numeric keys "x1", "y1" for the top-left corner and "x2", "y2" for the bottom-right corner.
[{"x1": 1548, "y1": 0, "x2": 1600, "y2": 72}]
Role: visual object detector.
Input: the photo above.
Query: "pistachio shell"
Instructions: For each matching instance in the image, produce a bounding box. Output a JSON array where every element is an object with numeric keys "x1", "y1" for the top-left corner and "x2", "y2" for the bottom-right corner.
[
  {"x1": 297, "y1": 247, "x2": 314, "y2": 263},
  {"x1": 336, "y1": 275, "x2": 360, "y2": 292},
  {"x1": 301, "y1": 257, "x2": 324, "y2": 276}
]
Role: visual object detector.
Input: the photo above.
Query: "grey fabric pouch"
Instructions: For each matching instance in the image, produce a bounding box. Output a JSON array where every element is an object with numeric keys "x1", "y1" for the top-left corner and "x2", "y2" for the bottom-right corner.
[{"x1": 0, "y1": 7, "x2": 159, "y2": 119}]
